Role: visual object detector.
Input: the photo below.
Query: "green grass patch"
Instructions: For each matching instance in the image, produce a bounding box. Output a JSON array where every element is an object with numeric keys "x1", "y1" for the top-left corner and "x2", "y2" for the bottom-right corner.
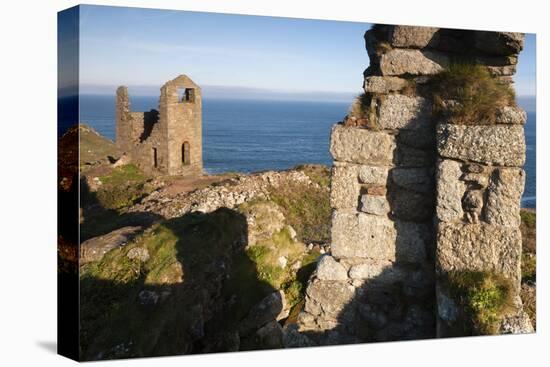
[
  {"x1": 268, "y1": 182, "x2": 330, "y2": 244},
  {"x1": 520, "y1": 210, "x2": 536, "y2": 228},
  {"x1": 294, "y1": 164, "x2": 330, "y2": 188},
  {"x1": 447, "y1": 271, "x2": 515, "y2": 335},
  {"x1": 80, "y1": 208, "x2": 272, "y2": 359},
  {"x1": 520, "y1": 209, "x2": 536, "y2": 283},
  {"x1": 100, "y1": 164, "x2": 145, "y2": 186},
  {"x1": 94, "y1": 164, "x2": 152, "y2": 210},
  {"x1": 431, "y1": 63, "x2": 516, "y2": 124},
  {"x1": 246, "y1": 226, "x2": 305, "y2": 290},
  {"x1": 521, "y1": 253, "x2": 536, "y2": 283}
]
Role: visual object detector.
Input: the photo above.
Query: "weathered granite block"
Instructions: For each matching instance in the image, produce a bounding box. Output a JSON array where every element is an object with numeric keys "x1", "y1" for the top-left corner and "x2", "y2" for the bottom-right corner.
[
  {"x1": 475, "y1": 55, "x2": 518, "y2": 67},
  {"x1": 360, "y1": 194, "x2": 390, "y2": 215},
  {"x1": 331, "y1": 211, "x2": 429, "y2": 263},
  {"x1": 390, "y1": 189, "x2": 433, "y2": 222},
  {"x1": 305, "y1": 279, "x2": 356, "y2": 319},
  {"x1": 435, "y1": 160, "x2": 465, "y2": 222},
  {"x1": 397, "y1": 145, "x2": 435, "y2": 167},
  {"x1": 349, "y1": 259, "x2": 405, "y2": 282},
  {"x1": 484, "y1": 168, "x2": 525, "y2": 227},
  {"x1": 391, "y1": 167, "x2": 433, "y2": 193},
  {"x1": 495, "y1": 106, "x2": 527, "y2": 125},
  {"x1": 394, "y1": 220, "x2": 430, "y2": 263},
  {"x1": 331, "y1": 211, "x2": 396, "y2": 260},
  {"x1": 436, "y1": 223, "x2": 522, "y2": 283},
  {"x1": 397, "y1": 129, "x2": 436, "y2": 150},
  {"x1": 316, "y1": 255, "x2": 349, "y2": 281},
  {"x1": 358, "y1": 165, "x2": 389, "y2": 185},
  {"x1": 487, "y1": 65, "x2": 517, "y2": 77},
  {"x1": 330, "y1": 125, "x2": 396, "y2": 165},
  {"x1": 474, "y1": 31, "x2": 524, "y2": 56},
  {"x1": 364, "y1": 76, "x2": 408, "y2": 94},
  {"x1": 436, "y1": 124, "x2": 525, "y2": 167},
  {"x1": 379, "y1": 49, "x2": 448, "y2": 76},
  {"x1": 377, "y1": 94, "x2": 432, "y2": 130},
  {"x1": 389, "y1": 26, "x2": 440, "y2": 48},
  {"x1": 461, "y1": 172, "x2": 489, "y2": 188},
  {"x1": 330, "y1": 163, "x2": 360, "y2": 209}
]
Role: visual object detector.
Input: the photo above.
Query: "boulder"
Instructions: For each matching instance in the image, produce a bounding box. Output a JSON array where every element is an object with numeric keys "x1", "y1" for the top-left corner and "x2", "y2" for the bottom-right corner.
[
  {"x1": 241, "y1": 320, "x2": 284, "y2": 350},
  {"x1": 238, "y1": 291, "x2": 286, "y2": 336},
  {"x1": 127, "y1": 247, "x2": 150, "y2": 262},
  {"x1": 113, "y1": 153, "x2": 131, "y2": 167},
  {"x1": 305, "y1": 279, "x2": 356, "y2": 318},
  {"x1": 436, "y1": 124, "x2": 525, "y2": 167},
  {"x1": 282, "y1": 324, "x2": 316, "y2": 348},
  {"x1": 80, "y1": 226, "x2": 142, "y2": 264},
  {"x1": 316, "y1": 255, "x2": 348, "y2": 281}
]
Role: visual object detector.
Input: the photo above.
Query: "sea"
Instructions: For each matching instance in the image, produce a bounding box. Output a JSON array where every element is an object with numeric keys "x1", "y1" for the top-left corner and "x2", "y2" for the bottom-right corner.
[{"x1": 72, "y1": 94, "x2": 536, "y2": 208}]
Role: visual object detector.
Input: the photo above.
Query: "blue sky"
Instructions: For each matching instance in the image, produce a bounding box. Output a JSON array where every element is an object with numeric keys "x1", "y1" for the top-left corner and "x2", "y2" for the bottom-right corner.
[{"x1": 77, "y1": 5, "x2": 536, "y2": 100}]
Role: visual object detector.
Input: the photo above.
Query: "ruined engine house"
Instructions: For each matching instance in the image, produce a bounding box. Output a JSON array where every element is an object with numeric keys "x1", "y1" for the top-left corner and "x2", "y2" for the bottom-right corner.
[{"x1": 115, "y1": 74, "x2": 203, "y2": 176}]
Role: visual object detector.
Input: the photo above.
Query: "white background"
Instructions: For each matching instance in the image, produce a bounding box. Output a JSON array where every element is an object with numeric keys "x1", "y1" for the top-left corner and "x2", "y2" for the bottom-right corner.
[{"x1": 0, "y1": 0, "x2": 546, "y2": 365}]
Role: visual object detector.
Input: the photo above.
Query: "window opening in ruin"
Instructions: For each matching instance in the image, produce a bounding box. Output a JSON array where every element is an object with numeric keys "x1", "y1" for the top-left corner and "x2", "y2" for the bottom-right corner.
[
  {"x1": 178, "y1": 88, "x2": 195, "y2": 103},
  {"x1": 182, "y1": 142, "x2": 190, "y2": 165},
  {"x1": 153, "y1": 147, "x2": 158, "y2": 168}
]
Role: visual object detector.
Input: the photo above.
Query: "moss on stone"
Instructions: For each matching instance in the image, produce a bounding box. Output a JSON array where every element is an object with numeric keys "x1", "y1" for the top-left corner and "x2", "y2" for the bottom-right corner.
[{"x1": 447, "y1": 270, "x2": 515, "y2": 335}]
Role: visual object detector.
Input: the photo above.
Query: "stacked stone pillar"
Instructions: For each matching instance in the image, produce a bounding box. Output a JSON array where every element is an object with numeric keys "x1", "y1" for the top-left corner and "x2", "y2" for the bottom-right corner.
[{"x1": 297, "y1": 25, "x2": 531, "y2": 344}]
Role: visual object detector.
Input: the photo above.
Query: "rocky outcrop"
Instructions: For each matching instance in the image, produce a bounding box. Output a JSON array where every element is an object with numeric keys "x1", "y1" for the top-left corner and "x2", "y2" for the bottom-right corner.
[
  {"x1": 297, "y1": 24, "x2": 529, "y2": 345},
  {"x1": 80, "y1": 226, "x2": 142, "y2": 264},
  {"x1": 128, "y1": 169, "x2": 318, "y2": 219}
]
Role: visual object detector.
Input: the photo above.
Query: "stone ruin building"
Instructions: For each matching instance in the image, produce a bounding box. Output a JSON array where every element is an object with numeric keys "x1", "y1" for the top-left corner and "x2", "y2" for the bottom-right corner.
[
  {"x1": 116, "y1": 74, "x2": 203, "y2": 176},
  {"x1": 296, "y1": 25, "x2": 533, "y2": 344}
]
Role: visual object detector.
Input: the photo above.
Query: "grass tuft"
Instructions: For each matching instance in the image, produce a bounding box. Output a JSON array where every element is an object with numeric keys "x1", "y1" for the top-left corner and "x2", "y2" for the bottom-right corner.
[
  {"x1": 431, "y1": 63, "x2": 516, "y2": 124},
  {"x1": 94, "y1": 164, "x2": 152, "y2": 210},
  {"x1": 268, "y1": 182, "x2": 330, "y2": 244},
  {"x1": 348, "y1": 93, "x2": 382, "y2": 130},
  {"x1": 447, "y1": 270, "x2": 515, "y2": 335}
]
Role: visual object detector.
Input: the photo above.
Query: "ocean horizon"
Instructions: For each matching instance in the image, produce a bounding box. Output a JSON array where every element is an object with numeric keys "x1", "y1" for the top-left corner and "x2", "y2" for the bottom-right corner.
[{"x1": 71, "y1": 94, "x2": 536, "y2": 208}]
